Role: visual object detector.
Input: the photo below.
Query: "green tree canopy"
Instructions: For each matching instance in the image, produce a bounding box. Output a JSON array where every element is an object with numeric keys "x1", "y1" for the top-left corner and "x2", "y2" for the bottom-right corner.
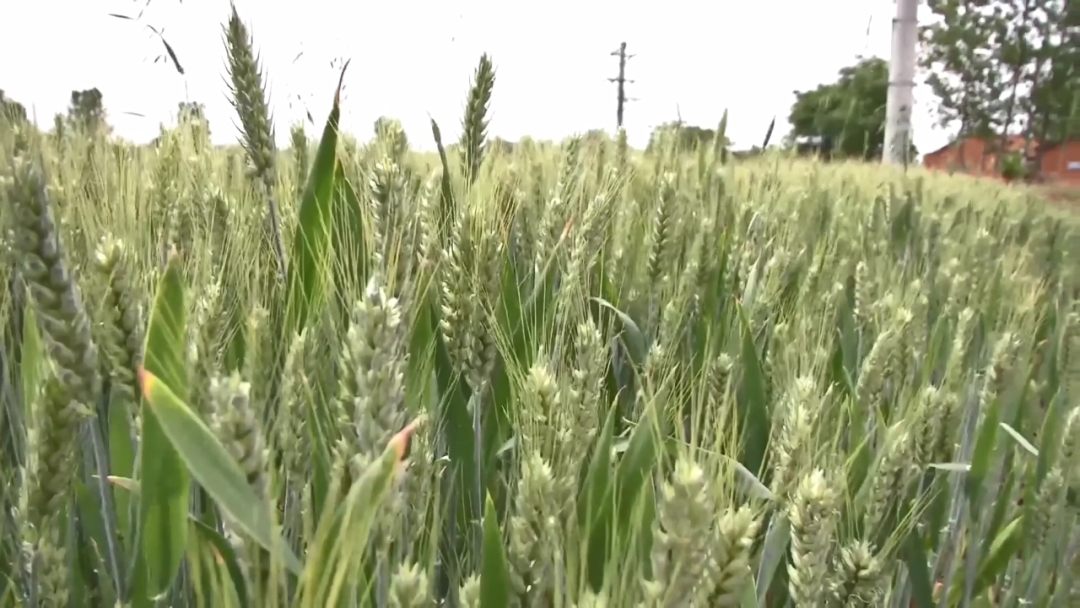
[
  {"x1": 488, "y1": 136, "x2": 516, "y2": 156},
  {"x1": 646, "y1": 122, "x2": 728, "y2": 154},
  {"x1": 920, "y1": 0, "x2": 1004, "y2": 137},
  {"x1": 373, "y1": 116, "x2": 409, "y2": 158},
  {"x1": 68, "y1": 87, "x2": 108, "y2": 133},
  {"x1": 0, "y1": 89, "x2": 27, "y2": 123},
  {"x1": 787, "y1": 57, "x2": 903, "y2": 160},
  {"x1": 178, "y1": 101, "x2": 206, "y2": 125},
  {"x1": 920, "y1": 0, "x2": 1077, "y2": 153},
  {"x1": 178, "y1": 101, "x2": 211, "y2": 145},
  {"x1": 582, "y1": 129, "x2": 609, "y2": 144},
  {"x1": 1027, "y1": 0, "x2": 1079, "y2": 143}
]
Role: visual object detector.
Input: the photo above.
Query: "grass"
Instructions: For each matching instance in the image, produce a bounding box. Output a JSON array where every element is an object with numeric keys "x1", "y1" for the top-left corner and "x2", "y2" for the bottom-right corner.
[
  {"x1": 1033, "y1": 181, "x2": 1080, "y2": 209},
  {"x1": 2, "y1": 7, "x2": 1080, "y2": 608}
]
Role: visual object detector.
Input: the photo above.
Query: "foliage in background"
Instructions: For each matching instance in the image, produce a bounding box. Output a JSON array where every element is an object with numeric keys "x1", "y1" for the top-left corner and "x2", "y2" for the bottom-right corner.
[
  {"x1": 786, "y1": 57, "x2": 921, "y2": 161},
  {"x1": 646, "y1": 122, "x2": 730, "y2": 154},
  {"x1": 1000, "y1": 151, "x2": 1027, "y2": 181},
  {"x1": 67, "y1": 88, "x2": 109, "y2": 135},
  {"x1": 921, "y1": 0, "x2": 1078, "y2": 158},
  {"x1": 0, "y1": 91, "x2": 26, "y2": 124}
]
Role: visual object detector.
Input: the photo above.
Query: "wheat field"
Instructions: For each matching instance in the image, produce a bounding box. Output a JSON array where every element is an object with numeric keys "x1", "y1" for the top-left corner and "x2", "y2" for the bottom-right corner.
[{"x1": 2, "y1": 8, "x2": 1080, "y2": 608}]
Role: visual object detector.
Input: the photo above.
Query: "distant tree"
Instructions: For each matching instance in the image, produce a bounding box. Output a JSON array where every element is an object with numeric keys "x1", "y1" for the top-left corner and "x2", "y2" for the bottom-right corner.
[
  {"x1": 68, "y1": 88, "x2": 108, "y2": 133},
  {"x1": 646, "y1": 122, "x2": 728, "y2": 153},
  {"x1": 52, "y1": 113, "x2": 66, "y2": 142},
  {"x1": 582, "y1": 129, "x2": 610, "y2": 144},
  {"x1": 178, "y1": 101, "x2": 205, "y2": 121},
  {"x1": 732, "y1": 146, "x2": 765, "y2": 159},
  {"x1": 920, "y1": 0, "x2": 1004, "y2": 147},
  {"x1": 373, "y1": 116, "x2": 409, "y2": 159},
  {"x1": 289, "y1": 123, "x2": 310, "y2": 198},
  {"x1": 1023, "y1": 0, "x2": 1079, "y2": 146},
  {"x1": 0, "y1": 89, "x2": 27, "y2": 123},
  {"x1": 515, "y1": 136, "x2": 540, "y2": 159},
  {"x1": 1000, "y1": 150, "x2": 1026, "y2": 181},
  {"x1": 921, "y1": 0, "x2": 1076, "y2": 171},
  {"x1": 373, "y1": 116, "x2": 401, "y2": 140},
  {"x1": 787, "y1": 57, "x2": 917, "y2": 160},
  {"x1": 789, "y1": 135, "x2": 835, "y2": 158},
  {"x1": 488, "y1": 137, "x2": 516, "y2": 156},
  {"x1": 178, "y1": 101, "x2": 211, "y2": 148}
]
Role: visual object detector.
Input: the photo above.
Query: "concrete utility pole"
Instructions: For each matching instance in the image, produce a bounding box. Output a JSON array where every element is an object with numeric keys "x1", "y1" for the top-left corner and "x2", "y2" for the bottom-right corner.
[
  {"x1": 609, "y1": 42, "x2": 635, "y2": 129},
  {"x1": 884, "y1": 0, "x2": 920, "y2": 165}
]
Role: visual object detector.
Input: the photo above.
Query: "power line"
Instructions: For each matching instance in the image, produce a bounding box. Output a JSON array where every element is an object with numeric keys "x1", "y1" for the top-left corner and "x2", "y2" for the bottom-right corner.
[{"x1": 608, "y1": 42, "x2": 635, "y2": 129}]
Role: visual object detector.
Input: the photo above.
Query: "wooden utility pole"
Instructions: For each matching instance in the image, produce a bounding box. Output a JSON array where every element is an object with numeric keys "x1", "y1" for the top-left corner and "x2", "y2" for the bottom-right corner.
[
  {"x1": 884, "y1": 0, "x2": 919, "y2": 165},
  {"x1": 609, "y1": 42, "x2": 635, "y2": 128}
]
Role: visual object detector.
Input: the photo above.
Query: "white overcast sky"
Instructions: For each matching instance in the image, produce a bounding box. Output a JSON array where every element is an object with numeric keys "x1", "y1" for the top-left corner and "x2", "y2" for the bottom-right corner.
[{"x1": 0, "y1": 0, "x2": 951, "y2": 154}]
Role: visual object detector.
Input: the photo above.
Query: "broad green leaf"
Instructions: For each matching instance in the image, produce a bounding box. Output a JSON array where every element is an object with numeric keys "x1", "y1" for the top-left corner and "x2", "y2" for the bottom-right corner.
[
  {"x1": 580, "y1": 400, "x2": 661, "y2": 590},
  {"x1": 329, "y1": 167, "x2": 370, "y2": 311},
  {"x1": 285, "y1": 61, "x2": 347, "y2": 336},
  {"x1": 0, "y1": 574, "x2": 14, "y2": 608},
  {"x1": 591, "y1": 296, "x2": 647, "y2": 366},
  {"x1": 845, "y1": 432, "x2": 873, "y2": 506},
  {"x1": 494, "y1": 436, "x2": 517, "y2": 458},
  {"x1": 138, "y1": 367, "x2": 301, "y2": 574},
  {"x1": 615, "y1": 403, "x2": 661, "y2": 530},
  {"x1": 138, "y1": 252, "x2": 190, "y2": 598},
  {"x1": 103, "y1": 476, "x2": 251, "y2": 606},
  {"x1": 948, "y1": 515, "x2": 1024, "y2": 604},
  {"x1": 903, "y1": 528, "x2": 935, "y2": 608},
  {"x1": 582, "y1": 402, "x2": 617, "y2": 591},
  {"x1": 480, "y1": 493, "x2": 511, "y2": 608},
  {"x1": 485, "y1": 254, "x2": 525, "y2": 483},
  {"x1": 998, "y1": 422, "x2": 1037, "y2": 457},
  {"x1": 316, "y1": 418, "x2": 424, "y2": 607},
  {"x1": 633, "y1": 480, "x2": 658, "y2": 580},
  {"x1": 141, "y1": 254, "x2": 189, "y2": 398},
  {"x1": 301, "y1": 371, "x2": 335, "y2": 523},
  {"x1": 595, "y1": 270, "x2": 638, "y2": 426},
  {"x1": 986, "y1": 462, "x2": 1017, "y2": 561},
  {"x1": 735, "y1": 301, "x2": 770, "y2": 476},
  {"x1": 922, "y1": 310, "x2": 953, "y2": 386},
  {"x1": 1034, "y1": 390, "x2": 1063, "y2": 483},
  {"x1": 494, "y1": 247, "x2": 526, "y2": 363},
  {"x1": 190, "y1": 519, "x2": 250, "y2": 607},
  {"x1": 739, "y1": 570, "x2": 759, "y2": 608},
  {"x1": 107, "y1": 387, "x2": 136, "y2": 555},
  {"x1": 220, "y1": 273, "x2": 248, "y2": 373},
  {"x1": 128, "y1": 544, "x2": 153, "y2": 608},
  {"x1": 74, "y1": 481, "x2": 112, "y2": 601},
  {"x1": 966, "y1": 393, "x2": 1001, "y2": 515},
  {"x1": 755, "y1": 513, "x2": 789, "y2": 606}
]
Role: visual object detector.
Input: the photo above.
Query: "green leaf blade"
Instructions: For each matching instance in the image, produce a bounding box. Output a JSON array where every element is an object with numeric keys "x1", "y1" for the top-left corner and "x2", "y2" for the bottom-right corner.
[
  {"x1": 137, "y1": 252, "x2": 190, "y2": 598},
  {"x1": 285, "y1": 62, "x2": 347, "y2": 336},
  {"x1": 139, "y1": 367, "x2": 301, "y2": 574},
  {"x1": 480, "y1": 493, "x2": 511, "y2": 608}
]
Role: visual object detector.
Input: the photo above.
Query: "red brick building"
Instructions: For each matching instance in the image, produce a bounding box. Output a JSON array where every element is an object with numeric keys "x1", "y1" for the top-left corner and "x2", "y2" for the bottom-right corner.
[
  {"x1": 922, "y1": 135, "x2": 1080, "y2": 184},
  {"x1": 921, "y1": 135, "x2": 1031, "y2": 176},
  {"x1": 1039, "y1": 140, "x2": 1080, "y2": 185}
]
